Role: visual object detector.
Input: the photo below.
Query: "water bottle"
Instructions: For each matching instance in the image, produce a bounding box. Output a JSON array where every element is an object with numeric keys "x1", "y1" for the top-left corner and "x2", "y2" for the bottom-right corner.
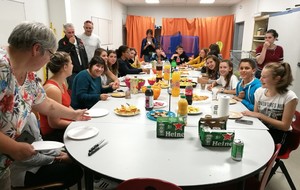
[{"x1": 145, "y1": 86, "x2": 154, "y2": 111}]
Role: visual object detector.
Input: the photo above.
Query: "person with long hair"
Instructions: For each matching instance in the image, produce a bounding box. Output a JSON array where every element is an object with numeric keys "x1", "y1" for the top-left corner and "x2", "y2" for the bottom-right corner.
[
  {"x1": 233, "y1": 58, "x2": 261, "y2": 111},
  {"x1": 198, "y1": 55, "x2": 220, "y2": 85},
  {"x1": 0, "y1": 22, "x2": 89, "y2": 189},
  {"x1": 107, "y1": 50, "x2": 119, "y2": 82},
  {"x1": 40, "y1": 52, "x2": 73, "y2": 142},
  {"x1": 71, "y1": 56, "x2": 118, "y2": 109},
  {"x1": 140, "y1": 29, "x2": 157, "y2": 62},
  {"x1": 242, "y1": 62, "x2": 297, "y2": 154},
  {"x1": 94, "y1": 48, "x2": 119, "y2": 87},
  {"x1": 208, "y1": 43, "x2": 222, "y2": 60},
  {"x1": 255, "y1": 29, "x2": 284, "y2": 78},
  {"x1": 117, "y1": 45, "x2": 148, "y2": 77},
  {"x1": 207, "y1": 59, "x2": 238, "y2": 95},
  {"x1": 187, "y1": 48, "x2": 209, "y2": 69},
  {"x1": 129, "y1": 47, "x2": 144, "y2": 68}
]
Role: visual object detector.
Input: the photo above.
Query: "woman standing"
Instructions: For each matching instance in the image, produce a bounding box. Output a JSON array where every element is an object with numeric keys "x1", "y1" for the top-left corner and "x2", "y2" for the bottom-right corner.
[
  {"x1": 233, "y1": 58, "x2": 261, "y2": 111},
  {"x1": 40, "y1": 52, "x2": 73, "y2": 142},
  {"x1": 0, "y1": 22, "x2": 89, "y2": 189},
  {"x1": 242, "y1": 62, "x2": 297, "y2": 154},
  {"x1": 140, "y1": 29, "x2": 157, "y2": 62},
  {"x1": 256, "y1": 29, "x2": 284, "y2": 78}
]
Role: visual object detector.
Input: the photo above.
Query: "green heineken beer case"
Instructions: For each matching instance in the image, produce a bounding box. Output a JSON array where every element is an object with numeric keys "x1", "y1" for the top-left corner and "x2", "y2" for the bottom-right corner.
[
  {"x1": 156, "y1": 117, "x2": 185, "y2": 138},
  {"x1": 198, "y1": 115, "x2": 235, "y2": 147}
]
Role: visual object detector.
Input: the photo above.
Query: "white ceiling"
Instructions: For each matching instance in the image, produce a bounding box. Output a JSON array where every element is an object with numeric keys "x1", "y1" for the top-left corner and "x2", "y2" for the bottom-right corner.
[{"x1": 117, "y1": 0, "x2": 242, "y2": 6}]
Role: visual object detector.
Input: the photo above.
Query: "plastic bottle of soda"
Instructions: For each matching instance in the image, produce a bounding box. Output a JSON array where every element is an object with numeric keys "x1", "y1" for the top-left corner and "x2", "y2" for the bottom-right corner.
[
  {"x1": 145, "y1": 86, "x2": 154, "y2": 111},
  {"x1": 185, "y1": 79, "x2": 193, "y2": 105},
  {"x1": 171, "y1": 60, "x2": 177, "y2": 73},
  {"x1": 177, "y1": 94, "x2": 188, "y2": 125},
  {"x1": 171, "y1": 71, "x2": 180, "y2": 97},
  {"x1": 163, "y1": 61, "x2": 171, "y2": 81}
]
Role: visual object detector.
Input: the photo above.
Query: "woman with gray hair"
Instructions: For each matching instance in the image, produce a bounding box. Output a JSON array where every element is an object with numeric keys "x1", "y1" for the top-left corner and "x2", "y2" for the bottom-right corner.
[{"x1": 0, "y1": 21, "x2": 90, "y2": 189}]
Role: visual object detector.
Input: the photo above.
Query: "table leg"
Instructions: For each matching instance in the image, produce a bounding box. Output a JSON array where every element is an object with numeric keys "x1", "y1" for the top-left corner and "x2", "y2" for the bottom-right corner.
[
  {"x1": 84, "y1": 167, "x2": 94, "y2": 190},
  {"x1": 237, "y1": 180, "x2": 245, "y2": 190}
]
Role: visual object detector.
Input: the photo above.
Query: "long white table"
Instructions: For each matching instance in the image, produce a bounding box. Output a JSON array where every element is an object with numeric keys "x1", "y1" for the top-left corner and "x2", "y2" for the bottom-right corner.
[{"x1": 64, "y1": 74, "x2": 274, "y2": 189}]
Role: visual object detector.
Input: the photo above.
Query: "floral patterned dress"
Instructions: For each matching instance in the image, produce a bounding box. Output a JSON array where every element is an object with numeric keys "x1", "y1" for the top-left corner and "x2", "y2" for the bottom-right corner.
[{"x1": 0, "y1": 48, "x2": 46, "y2": 176}]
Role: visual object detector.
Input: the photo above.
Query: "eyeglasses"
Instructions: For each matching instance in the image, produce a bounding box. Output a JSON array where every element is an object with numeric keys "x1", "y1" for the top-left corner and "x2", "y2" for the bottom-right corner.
[{"x1": 48, "y1": 50, "x2": 56, "y2": 58}]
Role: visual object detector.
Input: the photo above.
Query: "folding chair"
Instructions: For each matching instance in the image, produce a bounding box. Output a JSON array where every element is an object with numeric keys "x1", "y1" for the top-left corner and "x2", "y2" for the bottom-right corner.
[{"x1": 268, "y1": 111, "x2": 300, "y2": 190}]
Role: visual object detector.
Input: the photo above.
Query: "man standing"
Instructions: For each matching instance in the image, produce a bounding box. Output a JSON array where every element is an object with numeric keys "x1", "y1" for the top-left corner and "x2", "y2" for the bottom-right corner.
[
  {"x1": 58, "y1": 23, "x2": 88, "y2": 91},
  {"x1": 79, "y1": 20, "x2": 101, "y2": 62}
]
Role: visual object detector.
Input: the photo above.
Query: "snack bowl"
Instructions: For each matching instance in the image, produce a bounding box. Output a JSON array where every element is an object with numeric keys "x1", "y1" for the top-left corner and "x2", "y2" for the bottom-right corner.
[
  {"x1": 124, "y1": 78, "x2": 146, "y2": 90},
  {"x1": 148, "y1": 78, "x2": 156, "y2": 85}
]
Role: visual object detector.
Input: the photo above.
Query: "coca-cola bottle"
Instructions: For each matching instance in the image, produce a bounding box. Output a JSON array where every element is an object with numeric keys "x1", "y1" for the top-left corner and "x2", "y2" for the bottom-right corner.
[{"x1": 185, "y1": 79, "x2": 193, "y2": 105}]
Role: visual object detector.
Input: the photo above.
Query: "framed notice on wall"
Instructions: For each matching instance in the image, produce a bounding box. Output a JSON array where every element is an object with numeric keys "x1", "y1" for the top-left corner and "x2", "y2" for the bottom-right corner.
[{"x1": 91, "y1": 16, "x2": 113, "y2": 46}]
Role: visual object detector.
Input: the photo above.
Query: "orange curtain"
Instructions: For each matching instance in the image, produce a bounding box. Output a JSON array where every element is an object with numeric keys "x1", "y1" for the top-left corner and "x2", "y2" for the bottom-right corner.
[
  {"x1": 162, "y1": 15, "x2": 234, "y2": 59},
  {"x1": 126, "y1": 15, "x2": 155, "y2": 59}
]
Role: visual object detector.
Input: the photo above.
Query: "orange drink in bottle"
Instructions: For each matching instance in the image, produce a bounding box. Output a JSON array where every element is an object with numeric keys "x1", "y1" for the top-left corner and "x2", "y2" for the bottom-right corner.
[
  {"x1": 171, "y1": 71, "x2": 180, "y2": 97},
  {"x1": 163, "y1": 63, "x2": 171, "y2": 80}
]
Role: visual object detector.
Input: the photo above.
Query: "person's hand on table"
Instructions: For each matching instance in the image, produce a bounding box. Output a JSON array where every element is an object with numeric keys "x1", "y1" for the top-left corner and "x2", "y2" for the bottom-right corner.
[
  {"x1": 111, "y1": 82, "x2": 119, "y2": 90},
  {"x1": 237, "y1": 91, "x2": 245, "y2": 99},
  {"x1": 242, "y1": 110, "x2": 257, "y2": 118},
  {"x1": 73, "y1": 109, "x2": 91, "y2": 121},
  {"x1": 100, "y1": 94, "x2": 109, "y2": 101},
  {"x1": 207, "y1": 84, "x2": 213, "y2": 91},
  {"x1": 232, "y1": 96, "x2": 243, "y2": 102}
]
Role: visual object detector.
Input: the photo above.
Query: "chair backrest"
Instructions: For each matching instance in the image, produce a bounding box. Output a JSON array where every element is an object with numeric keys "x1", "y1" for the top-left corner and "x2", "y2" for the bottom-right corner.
[
  {"x1": 284, "y1": 111, "x2": 300, "y2": 153},
  {"x1": 259, "y1": 144, "x2": 282, "y2": 190},
  {"x1": 117, "y1": 178, "x2": 183, "y2": 190}
]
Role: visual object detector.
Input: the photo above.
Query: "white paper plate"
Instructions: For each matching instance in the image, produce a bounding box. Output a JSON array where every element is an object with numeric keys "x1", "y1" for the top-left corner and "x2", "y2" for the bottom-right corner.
[
  {"x1": 230, "y1": 99, "x2": 238, "y2": 105},
  {"x1": 120, "y1": 82, "x2": 127, "y2": 87},
  {"x1": 32, "y1": 141, "x2": 64, "y2": 151},
  {"x1": 87, "y1": 108, "x2": 109, "y2": 118},
  {"x1": 187, "y1": 106, "x2": 202, "y2": 115},
  {"x1": 229, "y1": 111, "x2": 243, "y2": 119},
  {"x1": 67, "y1": 126, "x2": 99, "y2": 140},
  {"x1": 153, "y1": 101, "x2": 167, "y2": 109}
]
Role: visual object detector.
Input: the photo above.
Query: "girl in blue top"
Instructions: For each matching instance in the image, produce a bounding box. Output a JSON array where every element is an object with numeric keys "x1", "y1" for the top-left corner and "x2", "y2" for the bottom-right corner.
[
  {"x1": 71, "y1": 56, "x2": 118, "y2": 109},
  {"x1": 233, "y1": 58, "x2": 261, "y2": 111}
]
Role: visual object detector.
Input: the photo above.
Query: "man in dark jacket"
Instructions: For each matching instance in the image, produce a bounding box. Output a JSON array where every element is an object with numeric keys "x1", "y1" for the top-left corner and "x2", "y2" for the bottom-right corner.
[{"x1": 58, "y1": 23, "x2": 88, "y2": 91}]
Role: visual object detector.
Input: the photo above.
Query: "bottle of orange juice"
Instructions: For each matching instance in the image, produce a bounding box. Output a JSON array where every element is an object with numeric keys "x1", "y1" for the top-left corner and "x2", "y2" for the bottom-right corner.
[
  {"x1": 177, "y1": 94, "x2": 188, "y2": 125},
  {"x1": 163, "y1": 61, "x2": 171, "y2": 80},
  {"x1": 171, "y1": 71, "x2": 180, "y2": 97}
]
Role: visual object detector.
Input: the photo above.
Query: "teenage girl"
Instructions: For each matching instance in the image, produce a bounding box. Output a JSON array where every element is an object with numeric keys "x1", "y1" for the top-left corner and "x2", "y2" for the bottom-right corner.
[
  {"x1": 207, "y1": 59, "x2": 238, "y2": 94},
  {"x1": 242, "y1": 62, "x2": 298, "y2": 154}
]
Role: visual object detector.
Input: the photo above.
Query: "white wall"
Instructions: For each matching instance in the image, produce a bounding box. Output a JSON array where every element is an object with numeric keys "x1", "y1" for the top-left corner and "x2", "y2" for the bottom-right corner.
[
  {"x1": 232, "y1": 0, "x2": 300, "y2": 52},
  {"x1": 127, "y1": 6, "x2": 232, "y2": 26},
  {"x1": 67, "y1": 0, "x2": 126, "y2": 50}
]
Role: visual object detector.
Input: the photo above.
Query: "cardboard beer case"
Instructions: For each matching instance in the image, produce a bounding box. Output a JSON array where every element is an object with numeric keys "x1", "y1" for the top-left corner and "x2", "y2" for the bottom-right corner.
[
  {"x1": 198, "y1": 115, "x2": 235, "y2": 147},
  {"x1": 156, "y1": 117, "x2": 185, "y2": 138}
]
